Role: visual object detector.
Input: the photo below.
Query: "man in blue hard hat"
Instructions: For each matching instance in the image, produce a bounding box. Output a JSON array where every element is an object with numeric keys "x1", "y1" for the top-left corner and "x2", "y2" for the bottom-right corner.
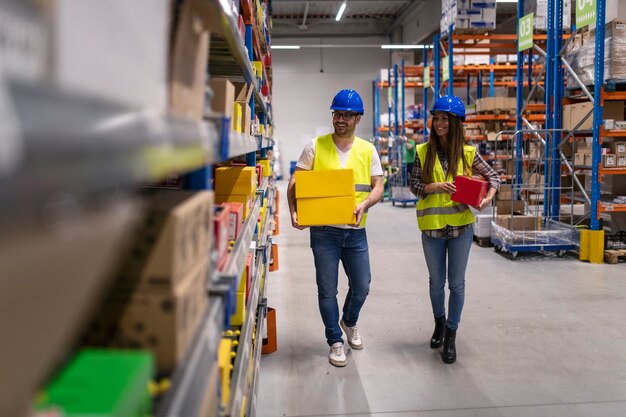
[{"x1": 287, "y1": 89, "x2": 384, "y2": 367}]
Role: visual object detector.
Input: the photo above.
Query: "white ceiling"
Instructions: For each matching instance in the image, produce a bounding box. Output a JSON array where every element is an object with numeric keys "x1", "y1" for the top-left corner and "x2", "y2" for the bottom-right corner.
[{"x1": 269, "y1": 0, "x2": 520, "y2": 39}]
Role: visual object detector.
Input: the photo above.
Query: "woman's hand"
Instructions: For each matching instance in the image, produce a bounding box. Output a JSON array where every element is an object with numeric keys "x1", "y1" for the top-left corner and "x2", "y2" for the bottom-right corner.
[{"x1": 427, "y1": 182, "x2": 456, "y2": 195}]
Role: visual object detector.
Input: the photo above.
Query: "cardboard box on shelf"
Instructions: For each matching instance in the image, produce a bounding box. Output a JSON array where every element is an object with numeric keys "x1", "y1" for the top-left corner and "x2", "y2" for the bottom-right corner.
[
  {"x1": 234, "y1": 82, "x2": 253, "y2": 135},
  {"x1": 214, "y1": 166, "x2": 257, "y2": 196},
  {"x1": 225, "y1": 202, "x2": 244, "y2": 241},
  {"x1": 609, "y1": 141, "x2": 626, "y2": 155},
  {"x1": 210, "y1": 78, "x2": 235, "y2": 122},
  {"x1": 496, "y1": 200, "x2": 525, "y2": 215},
  {"x1": 169, "y1": 0, "x2": 211, "y2": 120},
  {"x1": 214, "y1": 204, "x2": 230, "y2": 270},
  {"x1": 603, "y1": 154, "x2": 617, "y2": 168},
  {"x1": 617, "y1": 155, "x2": 626, "y2": 167},
  {"x1": 451, "y1": 176, "x2": 488, "y2": 207},
  {"x1": 85, "y1": 258, "x2": 209, "y2": 373},
  {"x1": 497, "y1": 184, "x2": 512, "y2": 200},
  {"x1": 117, "y1": 190, "x2": 213, "y2": 291},
  {"x1": 215, "y1": 193, "x2": 252, "y2": 219}
]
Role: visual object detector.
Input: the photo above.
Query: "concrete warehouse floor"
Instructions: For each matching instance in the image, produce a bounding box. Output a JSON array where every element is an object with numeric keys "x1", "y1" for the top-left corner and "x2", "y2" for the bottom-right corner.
[{"x1": 257, "y1": 180, "x2": 626, "y2": 417}]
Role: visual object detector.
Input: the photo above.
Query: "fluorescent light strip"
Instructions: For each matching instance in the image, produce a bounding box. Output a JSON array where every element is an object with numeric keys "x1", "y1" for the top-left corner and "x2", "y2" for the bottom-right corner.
[
  {"x1": 336, "y1": 1, "x2": 347, "y2": 21},
  {"x1": 381, "y1": 45, "x2": 433, "y2": 49},
  {"x1": 496, "y1": 0, "x2": 517, "y2": 2},
  {"x1": 271, "y1": 45, "x2": 301, "y2": 50}
]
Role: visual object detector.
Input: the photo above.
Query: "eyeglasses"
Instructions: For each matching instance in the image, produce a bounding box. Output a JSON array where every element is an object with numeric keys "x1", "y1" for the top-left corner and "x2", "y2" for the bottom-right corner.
[{"x1": 332, "y1": 112, "x2": 358, "y2": 121}]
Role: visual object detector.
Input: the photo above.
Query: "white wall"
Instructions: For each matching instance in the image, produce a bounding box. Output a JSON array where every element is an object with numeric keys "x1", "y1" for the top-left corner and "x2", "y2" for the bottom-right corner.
[{"x1": 271, "y1": 37, "x2": 390, "y2": 177}]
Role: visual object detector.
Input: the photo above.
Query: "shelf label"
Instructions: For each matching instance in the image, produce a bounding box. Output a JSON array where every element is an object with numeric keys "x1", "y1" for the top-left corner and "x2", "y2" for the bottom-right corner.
[
  {"x1": 605, "y1": 203, "x2": 615, "y2": 212},
  {"x1": 424, "y1": 66, "x2": 431, "y2": 88},
  {"x1": 442, "y1": 56, "x2": 449, "y2": 82},
  {"x1": 518, "y1": 13, "x2": 534, "y2": 52},
  {"x1": 576, "y1": 0, "x2": 596, "y2": 29}
]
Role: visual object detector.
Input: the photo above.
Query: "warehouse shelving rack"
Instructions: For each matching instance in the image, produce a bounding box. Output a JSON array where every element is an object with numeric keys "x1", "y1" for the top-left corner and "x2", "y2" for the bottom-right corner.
[{"x1": 0, "y1": 0, "x2": 276, "y2": 416}]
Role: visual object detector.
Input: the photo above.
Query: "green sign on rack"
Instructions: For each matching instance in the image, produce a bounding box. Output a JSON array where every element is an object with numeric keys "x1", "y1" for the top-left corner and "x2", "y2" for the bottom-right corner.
[
  {"x1": 442, "y1": 57, "x2": 449, "y2": 82},
  {"x1": 576, "y1": 0, "x2": 596, "y2": 28},
  {"x1": 518, "y1": 13, "x2": 534, "y2": 52},
  {"x1": 424, "y1": 66, "x2": 431, "y2": 88}
]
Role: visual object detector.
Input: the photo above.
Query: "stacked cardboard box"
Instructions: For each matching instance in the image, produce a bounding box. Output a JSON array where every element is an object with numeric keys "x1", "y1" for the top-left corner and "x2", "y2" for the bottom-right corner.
[
  {"x1": 441, "y1": 0, "x2": 497, "y2": 34},
  {"x1": 83, "y1": 190, "x2": 213, "y2": 373},
  {"x1": 565, "y1": 19, "x2": 626, "y2": 86},
  {"x1": 295, "y1": 169, "x2": 356, "y2": 226},
  {"x1": 214, "y1": 166, "x2": 257, "y2": 219},
  {"x1": 524, "y1": 0, "x2": 571, "y2": 32}
]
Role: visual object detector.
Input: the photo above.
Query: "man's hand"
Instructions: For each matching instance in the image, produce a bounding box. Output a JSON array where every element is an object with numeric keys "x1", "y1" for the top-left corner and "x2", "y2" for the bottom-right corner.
[
  {"x1": 290, "y1": 211, "x2": 307, "y2": 230},
  {"x1": 351, "y1": 202, "x2": 367, "y2": 227}
]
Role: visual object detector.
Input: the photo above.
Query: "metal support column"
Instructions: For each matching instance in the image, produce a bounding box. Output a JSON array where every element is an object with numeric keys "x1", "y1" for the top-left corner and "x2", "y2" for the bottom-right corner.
[
  {"x1": 550, "y1": 0, "x2": 564, "y2": 220},
  {"x1": 401, "y1": 59, "x2": 406, "y2": 135},
  {"x1": 434, "y1": 34, "x2": 441, "y2": 98},
  {"x1": 447, "y1": 26, "x2": 454, "y2": 97},
  {"x1": 591, "y1": 0, "x2": 606, "y2": 230},
  {"x1": 394, "y1": 64, "x2": 399, "y2": 136},
  {"x1": 489, "y1": 57, "x2": 495, "y2": 97},
  {"x1": 423, "y1": 48, "x2": 429, "y2": 142},
  {"x1": 515, "y1": 0, "x2": 526, "y2": 196},
  {"x1": 477, "y1": 70, "x2": 483, "y2": 99},
  {"x1": 388, "y1": 68, "x2": 392, "y2": 135},
  {"x1": 372, "y1": 79, "x2": 378, "y2": 136},
  {"x1": 543, "y1": 0, "x2": 555, "y2": 219}
]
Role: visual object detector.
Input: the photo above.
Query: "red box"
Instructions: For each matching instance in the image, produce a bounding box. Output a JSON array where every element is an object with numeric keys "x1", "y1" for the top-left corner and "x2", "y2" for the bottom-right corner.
[
  {"x1": 451, "y1": 176, "x2": 488, "y2": 207},
  {"x1": 255, "y1": 164, "x2": 264, "y2": 186},
  {"x1": 225, "y1": 201, "x2": 244, "y2": 241},
  {"x1": 214, "y1": 204, "x2": 230, "y2": 270}
]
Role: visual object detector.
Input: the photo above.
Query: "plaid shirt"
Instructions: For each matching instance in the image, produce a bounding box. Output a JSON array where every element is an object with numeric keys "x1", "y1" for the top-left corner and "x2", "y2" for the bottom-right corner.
[{"x1": 409, "y1": 147, "x2": 501, "y2": 238}]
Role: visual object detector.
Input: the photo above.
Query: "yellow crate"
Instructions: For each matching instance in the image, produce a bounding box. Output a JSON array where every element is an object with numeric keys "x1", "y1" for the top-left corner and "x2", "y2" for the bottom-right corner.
[
  {"x1": 215, "y1": 166, "x2": 257, "y2": 196},
  {"x1": 295, "y1": 169, "x2": 354, "y2": 198},
  {"x1": 297, "y1": 195, "x2": 356, "y2": 226}
]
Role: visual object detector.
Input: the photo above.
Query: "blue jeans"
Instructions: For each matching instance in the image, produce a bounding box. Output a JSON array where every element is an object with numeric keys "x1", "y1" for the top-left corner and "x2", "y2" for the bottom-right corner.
[
  {"x1": 421, "y1": 225, "x2": 473, "y2": 331},
  {"x1": 310, "y1": 226, "x2": 371, "y2": 346}
]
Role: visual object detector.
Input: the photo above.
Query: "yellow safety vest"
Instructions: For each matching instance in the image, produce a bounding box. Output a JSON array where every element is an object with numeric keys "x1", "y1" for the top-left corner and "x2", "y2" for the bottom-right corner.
[
  {"x1": 415, "y1": 143, "x2": 476, "y2": 230},
  {"x1": 313, "y1": 134, "x2": 373, "y2": 227}
]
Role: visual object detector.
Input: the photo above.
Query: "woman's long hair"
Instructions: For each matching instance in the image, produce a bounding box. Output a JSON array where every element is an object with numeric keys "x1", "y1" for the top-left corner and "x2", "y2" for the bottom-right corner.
[{"x1": 422, "y1": 113, "x2": 471, "y2": 182}]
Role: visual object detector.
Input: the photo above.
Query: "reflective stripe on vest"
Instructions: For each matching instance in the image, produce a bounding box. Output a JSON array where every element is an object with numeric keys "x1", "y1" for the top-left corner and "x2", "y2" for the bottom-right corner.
[
  {"x1": 415, "y1": 143, "x2": 476, "y2": 230},
  {"x1": 313, "y1": 134, "x2": 373, "y2": 227}
]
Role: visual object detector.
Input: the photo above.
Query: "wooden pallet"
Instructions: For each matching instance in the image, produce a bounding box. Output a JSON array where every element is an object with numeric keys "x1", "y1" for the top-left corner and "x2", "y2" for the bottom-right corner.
[
  {"x1": 473, "y1": 235, "x2": 493, "y2": 248},
  {"x1": 604, "y1": 249, "x2": 626, "y2": 264}
]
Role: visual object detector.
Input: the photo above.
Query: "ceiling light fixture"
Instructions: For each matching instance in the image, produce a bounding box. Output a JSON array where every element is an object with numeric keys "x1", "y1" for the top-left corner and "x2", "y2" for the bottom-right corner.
[
  {"x1": 496, "y1": 0, "x2": 518, "y2": 3},
  {"x1": 335, "y1": 1, "x2": 347, "y2": 22},
  {"x1": 381, "y1": 45, "x2": 433, "y2": 49},
  {"x1": 271, "y1": 45, "x2": 301, "y2": 50}
]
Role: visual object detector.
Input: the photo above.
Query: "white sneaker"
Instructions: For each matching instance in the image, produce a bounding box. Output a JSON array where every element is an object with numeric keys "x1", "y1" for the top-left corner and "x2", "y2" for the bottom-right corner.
[
  {"x1": 329, "y1": 342, "x2": 347, "y2": 367},
  {"x1": 340, "y1": 319, "x2": 363, "y2": 350}
]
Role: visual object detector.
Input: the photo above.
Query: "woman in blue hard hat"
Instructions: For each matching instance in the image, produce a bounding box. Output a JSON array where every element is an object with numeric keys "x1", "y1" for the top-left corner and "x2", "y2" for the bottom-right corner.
[
  {"x1": 409, "y1": 95, "x2": 500, "y2": 364},
  {"x1": 287, "y1": 89, "x2": 384, "y2": 367}
]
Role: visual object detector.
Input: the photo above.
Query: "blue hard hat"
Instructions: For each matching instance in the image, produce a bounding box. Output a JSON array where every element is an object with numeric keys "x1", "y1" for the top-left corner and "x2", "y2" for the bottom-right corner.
[
  {"x1": 330, "y1": 89, "x2": 364, "y2": 114},
  {"x1": 430, "y1": 95, "x2": 466, "y2": 121}
]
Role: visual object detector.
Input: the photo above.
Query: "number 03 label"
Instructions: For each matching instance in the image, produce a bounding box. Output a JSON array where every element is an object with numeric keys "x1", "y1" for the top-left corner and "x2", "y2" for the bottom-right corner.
[{"x1": 518, "y1": 13, "x2": 534, "y2": 52}]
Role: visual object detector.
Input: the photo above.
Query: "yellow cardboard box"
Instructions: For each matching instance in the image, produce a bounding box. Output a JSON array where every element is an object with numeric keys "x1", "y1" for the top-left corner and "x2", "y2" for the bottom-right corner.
[
  {"x1": 215, "y1": 166, "x2": 257, "y2": 196},
  {"x1": 257, "y1": 158, "x2": 271, "y2": 177},
  {"x1": 295, "y1": 169, "x2": 354, "y2": 198},
  {"x1": 215, "y1": 193, "x2": 252, "y2": 219},
  {"x1": 233, "y1": 102, "x2": 242, "y2": 133},
  {"x1": 297, "y1": 195, "x2": 357, "y2": 226}
]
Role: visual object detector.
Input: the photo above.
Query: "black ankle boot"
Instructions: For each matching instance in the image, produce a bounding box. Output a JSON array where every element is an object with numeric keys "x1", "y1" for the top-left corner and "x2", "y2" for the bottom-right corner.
[
  {"x1": 442, "y1": 326, "x2": 457, "y2": 364},
  {"x1": 430, "y1": 316, "x2": 446, "y2": 349}
]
